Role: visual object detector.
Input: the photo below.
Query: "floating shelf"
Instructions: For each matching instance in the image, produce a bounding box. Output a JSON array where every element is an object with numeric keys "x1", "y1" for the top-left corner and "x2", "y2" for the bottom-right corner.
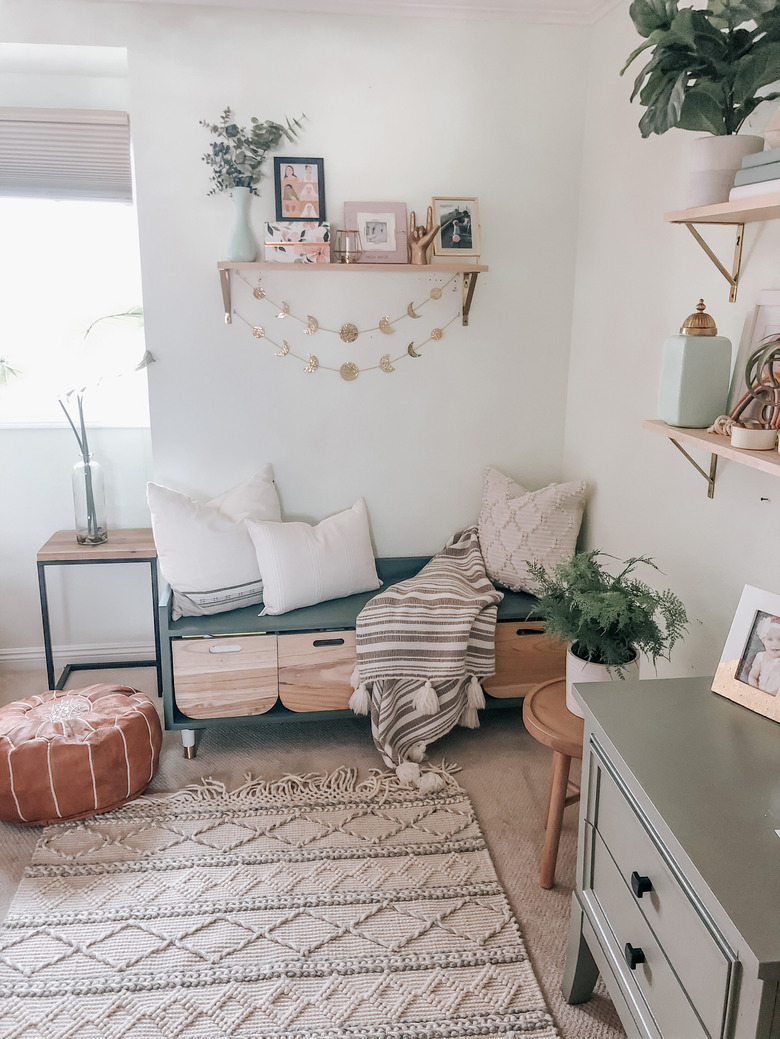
[
  {"x1": 664, "y1": 192, "x2": 780, "y2": 303},
  {"x1": 217, "y1": 260, "x2": 489, "y2": 327},
  {"x1": 644, "y1": 418, "x2": 780, "y2": 498}
]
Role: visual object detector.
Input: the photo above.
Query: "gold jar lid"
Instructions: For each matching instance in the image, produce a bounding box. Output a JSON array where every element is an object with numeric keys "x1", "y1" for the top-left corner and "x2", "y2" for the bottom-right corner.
[{"x1": 680, "y1": 299, "x2": 717, "y2": 336}]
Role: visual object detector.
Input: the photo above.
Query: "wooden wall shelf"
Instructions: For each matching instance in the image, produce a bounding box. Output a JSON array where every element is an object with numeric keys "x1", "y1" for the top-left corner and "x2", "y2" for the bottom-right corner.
[
  {"x1": 217, "y1": 260, "x2": 489, "y2": 326},
  {"x1": 664, "y1": 192, "x2": 780, "y2": 303},
  {"x1": 644, "y1": 418, "x2": 780, "y2": 497}
]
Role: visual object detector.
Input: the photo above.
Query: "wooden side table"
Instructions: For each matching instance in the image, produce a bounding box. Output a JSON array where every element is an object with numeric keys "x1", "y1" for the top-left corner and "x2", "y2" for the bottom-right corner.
[
  {"x1": 37, "y1": 529, "x2": 162, "y2": 696},
  {"x1": 523, "y1": 677, "x2": 584, "y2": 889}
]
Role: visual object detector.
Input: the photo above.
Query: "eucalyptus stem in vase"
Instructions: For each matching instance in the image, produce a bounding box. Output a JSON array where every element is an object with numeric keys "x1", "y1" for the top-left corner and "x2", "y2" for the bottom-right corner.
[{"x1": 59, "y1": 389, "x2": 108, "y2": 545}]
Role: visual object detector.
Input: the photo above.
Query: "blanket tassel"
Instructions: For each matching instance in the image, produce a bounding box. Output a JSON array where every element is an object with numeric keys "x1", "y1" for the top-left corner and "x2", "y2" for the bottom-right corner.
[
  {"x1": 459, "y1": 703, "x2": 480, "y2": 729},
  {"x1": 467, "y1": 675, "x2": 486, "y2": 709},
  {"x1": 349, "y1": 682, "x2": 371, "y2": 716},
  {"x1": 414, "y1": 679, "x2": 440, "y2": 715}
]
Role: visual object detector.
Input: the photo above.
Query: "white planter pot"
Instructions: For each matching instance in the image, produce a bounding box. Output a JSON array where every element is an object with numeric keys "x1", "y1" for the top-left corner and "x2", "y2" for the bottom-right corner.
[
  {"x1": 565, "y1": 645, "x2": 640, "y2": 717},
  {"x1": 687, "y1": 135, "x2": 763, "y2": 208}
]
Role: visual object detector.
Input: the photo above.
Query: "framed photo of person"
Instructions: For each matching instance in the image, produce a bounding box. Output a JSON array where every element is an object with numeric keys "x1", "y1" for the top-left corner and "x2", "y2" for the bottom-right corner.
[
  {"x1": 712, "y1": 584, "x2": 780, "y2": 722},
  {"x1": 343, "y1": 202, "x2": 408, "y2": 264},
  {"x1": 431, "y1": 196, "x2": 481, "y2": 258},
  {"x1": 273, "y1": 158, "x2": 325, "y2": 222}
]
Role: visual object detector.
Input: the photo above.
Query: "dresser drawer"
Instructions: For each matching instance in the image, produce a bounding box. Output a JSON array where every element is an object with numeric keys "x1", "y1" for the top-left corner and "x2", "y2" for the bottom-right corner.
[
  {"x1": 592, "y1": 757, "x2": 732, "y2": 1039},
  {"x1": 482, "y1": 621, "x2": 565, "y2": 698},
  {"x1": 172, "y1": 635, "x2": 279, "y2": 718},
  {"x1": 278, "y1": 631, "x2": 356, "y2": 712},
  {"x1": 590, "y1": 829, "x2": 709, "y2": 1039}
]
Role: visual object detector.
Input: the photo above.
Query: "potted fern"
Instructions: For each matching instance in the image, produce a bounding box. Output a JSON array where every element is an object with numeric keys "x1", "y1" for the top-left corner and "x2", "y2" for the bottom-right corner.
[
  {"x1": 527, "y1": 551, "x2": 689, "y2": 716},
  {"x1": 621, "y1": 0, "x2": 780, "y2": 205}
]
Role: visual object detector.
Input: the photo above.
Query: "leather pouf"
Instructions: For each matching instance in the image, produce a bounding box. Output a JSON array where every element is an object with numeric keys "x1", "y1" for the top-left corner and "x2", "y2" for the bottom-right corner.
[{"x1": 0, "y1": 684, "x2": 162, "y2": 826}]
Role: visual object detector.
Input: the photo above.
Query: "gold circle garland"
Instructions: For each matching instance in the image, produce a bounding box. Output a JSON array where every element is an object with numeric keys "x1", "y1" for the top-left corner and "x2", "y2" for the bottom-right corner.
[
  {"x1": 340, "y1": 362, "x2": 359, "y2": 381},
  {"x1": 340, "y1": 323, "x2": 359, "y2": 343}
]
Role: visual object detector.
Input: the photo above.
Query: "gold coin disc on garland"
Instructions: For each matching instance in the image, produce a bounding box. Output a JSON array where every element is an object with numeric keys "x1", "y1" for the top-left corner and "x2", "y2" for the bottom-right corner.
[
  {"x1": 429, "y1": 287, "x2": 442, "y2": 300},
  {"x1": 252, "y1": 326, "x2": 265, "y2": 338},
  {"x1": 431, "y1": 328, "x2": 443, "y2": 340},
  {"x1": 340, "y1": 323, "x2": 359, "y2": 343},
  {"x1": 340, "y1": 361, "x2": 359, "y2": 381},
  {"x1": 253, "y1": 286, "x2": 266, "y2": 299}
]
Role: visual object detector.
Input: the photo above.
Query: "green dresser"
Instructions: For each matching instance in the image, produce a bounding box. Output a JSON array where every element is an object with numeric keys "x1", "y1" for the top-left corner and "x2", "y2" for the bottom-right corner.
[{"x1": 563, "y1": 677, "x2": 780, "y2": 1039}]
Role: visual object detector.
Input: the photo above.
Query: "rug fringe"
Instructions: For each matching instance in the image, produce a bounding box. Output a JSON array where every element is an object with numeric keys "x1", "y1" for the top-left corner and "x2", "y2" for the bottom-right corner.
[{"x1": 139, "y1": 762, "x2": 463, "y2": 809}]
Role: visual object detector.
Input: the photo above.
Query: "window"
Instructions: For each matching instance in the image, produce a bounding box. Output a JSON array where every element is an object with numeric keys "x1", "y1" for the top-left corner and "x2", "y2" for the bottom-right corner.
[{"x1": 0, "y1": 106, "x2": 148, "y2": 428}]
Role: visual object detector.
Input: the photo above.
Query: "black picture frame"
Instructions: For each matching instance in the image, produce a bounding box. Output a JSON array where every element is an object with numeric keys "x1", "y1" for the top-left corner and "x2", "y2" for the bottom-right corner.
[{"x1": 273, "y1": 157, "x2": 325, "y2": 222}]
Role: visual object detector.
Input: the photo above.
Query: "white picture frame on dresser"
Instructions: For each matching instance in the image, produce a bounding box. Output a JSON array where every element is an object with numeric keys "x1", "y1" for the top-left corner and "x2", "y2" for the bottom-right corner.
[{"x1": 712, "y1": 583, "x2": 780, "y2": 723}]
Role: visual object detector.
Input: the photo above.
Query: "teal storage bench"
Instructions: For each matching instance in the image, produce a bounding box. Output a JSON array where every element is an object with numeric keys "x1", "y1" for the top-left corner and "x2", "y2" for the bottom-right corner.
[{"x1": 159, "y1": 556, "x2": 565, "y2": 756}]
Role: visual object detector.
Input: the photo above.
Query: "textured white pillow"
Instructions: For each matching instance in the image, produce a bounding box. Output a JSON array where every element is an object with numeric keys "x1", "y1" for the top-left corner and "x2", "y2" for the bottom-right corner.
[
  {"x1": 478, "y1": 466, "x2": 587, "y2": 594},
  {"x1": 147, "y1": 466, "x2": 281, "y2": 619},
  {"x1": 246, "y1": 499, "x2": 381, "y2": 616}
]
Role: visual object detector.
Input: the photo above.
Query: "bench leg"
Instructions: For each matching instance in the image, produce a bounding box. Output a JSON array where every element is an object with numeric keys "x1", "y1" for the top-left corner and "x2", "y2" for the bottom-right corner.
[{"x1": 181, "y1": 729, "x2": 196, "y2": 759}]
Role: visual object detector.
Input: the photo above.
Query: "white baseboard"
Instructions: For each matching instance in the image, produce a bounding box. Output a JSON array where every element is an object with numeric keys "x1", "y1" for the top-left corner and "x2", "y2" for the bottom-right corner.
[{"x1": 0, "y1": 641, "x2": 156, "y2": 667}]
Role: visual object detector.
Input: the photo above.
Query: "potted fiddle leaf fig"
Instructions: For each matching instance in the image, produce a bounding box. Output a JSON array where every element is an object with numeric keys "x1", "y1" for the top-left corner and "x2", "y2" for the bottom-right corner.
[
  {"x1": 527, "y1": 551, "x2": 689, "y2": 716},
  {"x1": 621, "y1": 0, "x2": 780, "y2": 205}
]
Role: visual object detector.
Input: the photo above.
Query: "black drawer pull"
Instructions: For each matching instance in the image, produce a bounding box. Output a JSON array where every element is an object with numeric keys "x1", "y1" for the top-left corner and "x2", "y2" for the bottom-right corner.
[
  {"x1": 312, "y1": 638, "x2": 345, "y2": 647},
  {"x1": 624, "y1": 943, "x2": 646, "y2": 970},
  {"x1": 514, "y1": 627, "x2": 541, "y2": 636},
  {"x1": 631, "y1": 871, "x2": 653, "y2": 898}
]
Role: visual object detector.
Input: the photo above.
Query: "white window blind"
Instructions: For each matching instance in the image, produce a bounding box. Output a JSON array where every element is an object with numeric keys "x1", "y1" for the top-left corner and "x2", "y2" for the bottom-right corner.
[{"x1": 0, "y1": 107, "x2": 132, "y2": 202}]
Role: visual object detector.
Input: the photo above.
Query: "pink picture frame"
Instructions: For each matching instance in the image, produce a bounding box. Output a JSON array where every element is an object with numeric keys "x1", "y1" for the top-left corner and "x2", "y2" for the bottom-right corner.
[{"x1": 343, "y1": 202, "x2": 408, "y2": 264}]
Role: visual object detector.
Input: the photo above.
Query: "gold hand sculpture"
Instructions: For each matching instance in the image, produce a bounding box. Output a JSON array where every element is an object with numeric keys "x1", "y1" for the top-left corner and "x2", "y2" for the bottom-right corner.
[{"x1": 408, "y1": 206, "x2": 444, "y2": 265}]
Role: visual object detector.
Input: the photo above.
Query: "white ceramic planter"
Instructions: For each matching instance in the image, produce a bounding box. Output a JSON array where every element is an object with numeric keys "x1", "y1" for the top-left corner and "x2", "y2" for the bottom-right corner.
[
  {"x1": 565, "y1": 645, "x2": 640, "y2": 717},
  {"x1": 730, "y1": 426, "x2": 778, "y2": 451},
  {"x1": 687, "y1": 134, "x2": 763, "y2": 208}
]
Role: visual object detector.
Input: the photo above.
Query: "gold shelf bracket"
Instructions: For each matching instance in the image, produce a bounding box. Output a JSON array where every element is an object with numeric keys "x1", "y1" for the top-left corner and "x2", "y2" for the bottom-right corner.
[
  {"x1": 219, "y1": 267, "x2": 233, "y2": 324},
  {"x1": 682, "y1": 221, "x2": 744, "y2": 303},
  {"x1": 669, "y1": 438, "x2": 719, "y2": 498},
  {"x1": 461, "y1": 271, "x2": 479, "y2": 326}
]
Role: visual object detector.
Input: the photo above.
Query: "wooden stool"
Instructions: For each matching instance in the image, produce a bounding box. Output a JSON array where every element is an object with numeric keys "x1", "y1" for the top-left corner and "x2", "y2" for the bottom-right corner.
[{"x1": 523, "y1": 678, "x2": 584, "y2": 889}]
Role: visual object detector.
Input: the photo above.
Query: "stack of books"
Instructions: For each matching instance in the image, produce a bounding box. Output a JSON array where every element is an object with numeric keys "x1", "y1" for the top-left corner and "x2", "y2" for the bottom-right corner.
[{"x1": 729, "y1": 147, "x2": 780, "y2": 201}]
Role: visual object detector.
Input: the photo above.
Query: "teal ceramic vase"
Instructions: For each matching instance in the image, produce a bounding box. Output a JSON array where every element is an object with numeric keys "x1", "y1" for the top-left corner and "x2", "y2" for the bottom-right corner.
[
  {"x1": 227, "y1": 186, "x2": 257, "y2": 261},
  {"x1": 658, "y1": 300, "x2": 731, "y2": 428}
]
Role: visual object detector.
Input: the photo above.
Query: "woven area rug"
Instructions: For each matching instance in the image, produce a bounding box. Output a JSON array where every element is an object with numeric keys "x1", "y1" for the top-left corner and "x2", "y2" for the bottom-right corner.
[{"x1": 0, "y1": 767, "x2": 559, "y2": 1039}]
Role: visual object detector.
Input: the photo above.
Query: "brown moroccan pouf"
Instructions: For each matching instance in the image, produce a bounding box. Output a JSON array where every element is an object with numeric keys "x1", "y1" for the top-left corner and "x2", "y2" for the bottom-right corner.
[{"x1": 0, "y1": 684, "x2": 162, "y2": 826}]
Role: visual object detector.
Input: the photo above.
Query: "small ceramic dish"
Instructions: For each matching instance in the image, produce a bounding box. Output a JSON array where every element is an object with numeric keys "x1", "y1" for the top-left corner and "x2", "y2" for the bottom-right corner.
[{"x1": 730, "y1": 426, "x2": 778, "y2": 451}]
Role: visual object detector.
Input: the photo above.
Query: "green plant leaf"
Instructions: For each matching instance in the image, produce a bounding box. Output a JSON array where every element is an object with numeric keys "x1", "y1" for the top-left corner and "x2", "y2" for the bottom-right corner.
[
  {"x1": 677, "y1": 83, "x2": 729, "y2": 134},
  {"x1": 629, "y1": 0, "x2": 677, "y2": 38},
  {"x1": 638, "y1": 69, "x2": 688, "y2": 136}
]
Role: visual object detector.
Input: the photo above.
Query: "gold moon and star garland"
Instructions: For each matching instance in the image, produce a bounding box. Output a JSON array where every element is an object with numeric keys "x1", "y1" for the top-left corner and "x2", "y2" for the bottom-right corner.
[{"x1": 232, "y1": 273, "x2": 461, "y2": 381}]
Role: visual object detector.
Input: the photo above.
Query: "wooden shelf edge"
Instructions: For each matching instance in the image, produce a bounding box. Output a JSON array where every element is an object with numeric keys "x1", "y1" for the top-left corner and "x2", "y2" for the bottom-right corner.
[
  {"x1": 644, "y1": 419, "x2": 780, "y2": 476},
  {"x1": 217, "y1": 260, "x2": 489, "y2": 273},
  {"x1": 664, "y1": 192, "x2": 780, "y2": 226}
]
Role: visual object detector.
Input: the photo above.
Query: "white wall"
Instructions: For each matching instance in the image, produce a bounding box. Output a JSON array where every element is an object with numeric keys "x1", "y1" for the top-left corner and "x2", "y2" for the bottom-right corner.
[
  {"x1": 1, "y1": 0, "x2": 589, "y2": 658},
  {"x1": 565, "y1": 2, "x2": 780, "y2": 680}
]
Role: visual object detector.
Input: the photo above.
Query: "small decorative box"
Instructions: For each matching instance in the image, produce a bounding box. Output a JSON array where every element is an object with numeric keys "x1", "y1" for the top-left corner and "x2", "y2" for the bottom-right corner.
[{"x1": 264, "y1": 222, "x2": 330, "y2": 263}]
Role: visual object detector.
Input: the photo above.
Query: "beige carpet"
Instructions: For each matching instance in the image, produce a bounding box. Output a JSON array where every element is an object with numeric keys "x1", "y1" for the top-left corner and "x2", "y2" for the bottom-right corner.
[{"x1": 0, "y1": 665, "x2": 624, "y2": 1039}]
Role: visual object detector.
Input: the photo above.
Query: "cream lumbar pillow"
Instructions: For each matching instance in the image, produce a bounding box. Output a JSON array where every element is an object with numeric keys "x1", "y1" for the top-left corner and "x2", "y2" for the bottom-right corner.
[
  {"x1": 478, "y1": 466, "x2": 587, "y2": 594},
  {"x1": 246, "y1": 498, "x2": 381, "y2": 616},
  {"x1": 147, "y1": 466, "x2": 281, "y2": 620}
]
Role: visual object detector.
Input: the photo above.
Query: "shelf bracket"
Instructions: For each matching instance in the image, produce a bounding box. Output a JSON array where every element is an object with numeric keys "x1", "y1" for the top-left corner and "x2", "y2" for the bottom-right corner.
[
  {"x1": 682, "y1": 222, "x2": 744, "y2": 303},
  {"x1": 462, "y1": 271, "x2": 479, "y2": 326},
  {"x1": 669, "y1": 438, "x2": 719, "y2": 498},
  {"x1": 219, "y1": 267, "x2": 233, "y2": 324}
]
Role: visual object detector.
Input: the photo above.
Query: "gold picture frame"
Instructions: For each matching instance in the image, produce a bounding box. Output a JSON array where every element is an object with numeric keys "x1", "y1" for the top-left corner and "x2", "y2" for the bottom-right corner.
[
  {"x1": 431, "y1": 197, "x2": 481, "y2": 258},
  {"x1": 712, "y1": 583, "x2": 780, "y2": 723}
]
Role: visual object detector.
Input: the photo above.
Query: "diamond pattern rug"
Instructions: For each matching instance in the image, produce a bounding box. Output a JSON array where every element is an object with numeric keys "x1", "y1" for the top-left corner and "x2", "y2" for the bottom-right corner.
[{"x1": 0, "y1": 767, "x2": 559, "y2": 1039}]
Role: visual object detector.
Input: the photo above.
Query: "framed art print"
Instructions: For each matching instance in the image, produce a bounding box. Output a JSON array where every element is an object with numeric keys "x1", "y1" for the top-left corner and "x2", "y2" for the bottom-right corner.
[
  {"x1": 343, "y1": 202, "x2": 408, "y2": 264},
  {"x1": 273, "y1": 158, "x2": 325, "y2": 222},
  {"x1": 712, "y1": 583, "x2": 780, "y2": 723},
  {"x1": 431, "y1": 197, "x2": 481, "y2": 258}
]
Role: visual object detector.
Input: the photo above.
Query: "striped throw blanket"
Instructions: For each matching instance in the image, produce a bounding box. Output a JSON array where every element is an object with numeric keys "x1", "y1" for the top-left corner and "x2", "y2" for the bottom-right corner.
[{"x1": 350, "y1": 526, "x2": 503, "y2": 771}]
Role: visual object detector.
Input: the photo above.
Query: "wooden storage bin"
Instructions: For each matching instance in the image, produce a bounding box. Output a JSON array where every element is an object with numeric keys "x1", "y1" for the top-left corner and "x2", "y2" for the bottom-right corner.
[
  {"x1": 483, "y1": 620, "x2": 565, "y2": 698},
  {"x1": 172, "y1": 634, "x2": 278, "y2": 719},
  {"x1": 278, "y1": 630, "x2": 357, "y2": 712}
]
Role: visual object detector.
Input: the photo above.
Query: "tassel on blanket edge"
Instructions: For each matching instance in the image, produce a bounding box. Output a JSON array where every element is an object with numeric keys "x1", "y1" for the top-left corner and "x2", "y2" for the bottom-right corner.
[
  {"x1": 459, "y1": 703, "x2": 480, "y2": 729},
  {"x1": 467, "y1": 675, "x2": 486, "y2": 710},
  {"x1": 414, "y1": 679, "x2": 440, "y2": 715},
  {"x1": 349, "y1": 682, "x2": 370, "y2": 716},
  {"x1": 349, "y1": 664, "x2": 360, "y2": 690}
]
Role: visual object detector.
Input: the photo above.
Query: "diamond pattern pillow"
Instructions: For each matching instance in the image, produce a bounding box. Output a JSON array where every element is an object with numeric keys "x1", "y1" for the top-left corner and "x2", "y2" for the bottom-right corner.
[{"x1": 478, "y1": 466, "x2": 587, "y2": 593}]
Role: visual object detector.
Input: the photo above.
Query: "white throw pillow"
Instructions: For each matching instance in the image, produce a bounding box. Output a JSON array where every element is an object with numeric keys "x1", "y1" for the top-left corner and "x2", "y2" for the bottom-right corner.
[
  {"x1": 478, "y1": 466, "x2": 587, "y2": 594},
  {"x1": 246, "y1": 499, "x2": 381, "y2": 616},
  {"x1": 148, "y1": 466, "x2": 281, "y2": 619}
]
